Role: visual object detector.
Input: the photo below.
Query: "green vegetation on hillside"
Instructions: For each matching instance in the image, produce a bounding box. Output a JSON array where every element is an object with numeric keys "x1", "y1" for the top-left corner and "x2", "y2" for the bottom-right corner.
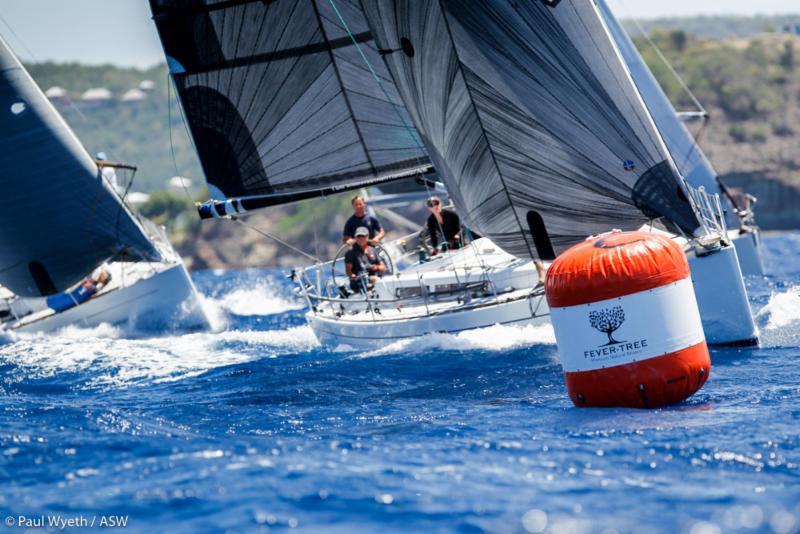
[
  {"x1": 633, "y1": 31, "x2": 800, "y2": 182},
  {"x1": 624, "y1": 15, "x2": 800, "y2": 40},
  {"x1": 26, "y1": 62, "x2": 202, "y2": 193}
]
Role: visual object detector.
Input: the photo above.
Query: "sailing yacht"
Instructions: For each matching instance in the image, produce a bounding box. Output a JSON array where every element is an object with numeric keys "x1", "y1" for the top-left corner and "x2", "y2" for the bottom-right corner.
[
  {"x1": 597, "y1": 0, "x2": 765, "y2": 276},
  {"x1": 0, "y1": 35, "x2": 209, "y2": 334},
  {"x1": 148, "y1": 0, "x2": 758, "y2": 347}
]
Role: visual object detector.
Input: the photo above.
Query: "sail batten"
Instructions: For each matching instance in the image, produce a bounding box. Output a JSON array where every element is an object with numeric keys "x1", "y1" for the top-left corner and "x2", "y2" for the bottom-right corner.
[
  {"x1": 150, "y1": 0, "x2": 429, "y2": 207},
  {"x1": 0, "y1": 35, "x2": 159, "y2": 297}
]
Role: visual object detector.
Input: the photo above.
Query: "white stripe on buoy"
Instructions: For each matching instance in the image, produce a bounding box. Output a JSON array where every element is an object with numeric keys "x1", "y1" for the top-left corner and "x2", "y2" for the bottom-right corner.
[{"x1": 550, "y1": 278, "x2": 704, "y2": 372}]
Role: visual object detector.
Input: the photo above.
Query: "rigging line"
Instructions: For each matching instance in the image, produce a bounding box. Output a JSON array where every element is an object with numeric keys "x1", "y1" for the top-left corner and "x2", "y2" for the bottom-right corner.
[
  {"x1": 312, "y1": 0, "x2": 377, "y2": 177},
  {"x1": 622, "y1": 6, "x2": 706, "y2": 115},
  {"x1": 166, "y1": 71, "x2": 196, "y2": 206},
  {"x1": 327, "y1": 0, "x2": 424, "y2": 164},
  {"x1": 312, "y1": 195, "x2": 321, "y2": 269},
  {"x1": 328, "y1": 0, "x2": 463, "y2": 281},
  {"x1": 232, "y1": 217, "x2": 321, "y2": 263},
  {"x1": 111, "y1": 166, "x2": 138, "y2": 255},
  {"x1": 0, "y1": 14, "x2": 38, "y2": 63}
]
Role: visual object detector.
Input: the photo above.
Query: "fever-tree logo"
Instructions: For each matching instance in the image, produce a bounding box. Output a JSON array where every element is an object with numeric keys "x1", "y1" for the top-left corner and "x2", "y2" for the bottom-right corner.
[{"x1": 589, "y1": 306, "x2": 626, "y2": 345}]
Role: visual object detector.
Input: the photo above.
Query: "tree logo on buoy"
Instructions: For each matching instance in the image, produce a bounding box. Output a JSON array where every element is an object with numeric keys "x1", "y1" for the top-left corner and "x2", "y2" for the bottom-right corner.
[{"x1": 589, "y1": 306, "x2": 626, "y2": 346}]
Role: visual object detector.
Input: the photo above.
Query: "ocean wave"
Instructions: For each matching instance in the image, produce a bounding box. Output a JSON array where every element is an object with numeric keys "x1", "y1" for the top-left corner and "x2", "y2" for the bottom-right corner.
[
  {"x1": 357, "y1": 323, "x2": 557, "y2": 358},
  {"x1": 1, "y1": 325, "x2": 319, "y2": 389},
  {"x1": 755, "y1": 286, "x2": 800, "y2": 348},
  {"x1": 218, "y1": 283, "x2": 303, "y2": 317}
]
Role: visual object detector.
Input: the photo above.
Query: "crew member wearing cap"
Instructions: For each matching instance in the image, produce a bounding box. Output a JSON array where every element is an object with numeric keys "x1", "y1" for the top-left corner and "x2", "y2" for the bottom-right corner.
[
  {"x1": 343, "y1": 195, "x2": 384, "y2": 246},
  {"x1": 95, "y1": 151, "x2": 121, "y2": 194},
  {"x1": 426, "y1": 196, "x2": 461, "y2": 255},
  {"x1": 345, "y1": 226, "x2": 387, "y2": 292}
]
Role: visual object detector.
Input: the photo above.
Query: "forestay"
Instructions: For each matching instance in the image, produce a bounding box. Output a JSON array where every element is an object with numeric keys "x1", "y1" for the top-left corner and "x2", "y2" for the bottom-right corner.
[
  {"x1": 363, "y1": 0, "x2": 702, "y2": 260},
  {"x1": 149, "y1": 0, "x2": 431, "y2": 217},
  {"x1": 595, "y1": 0, "x2": 738, "y2": 227},
  {"x1": 0, "y1": 36, "x2": 159, "y2": 297}
]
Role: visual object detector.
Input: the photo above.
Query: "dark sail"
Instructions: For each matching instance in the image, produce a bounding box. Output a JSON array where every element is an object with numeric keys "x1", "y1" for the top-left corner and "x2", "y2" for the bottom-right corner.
[
  {"x1": 149, "y1": 0, "x2": 430, "y2": 210},
  {"x1": 363, "y1": 0, "x2": 702, "y2": 260},
  {"x1": 596, "y1": 0, "x2": 738, "y2": 226},
  {"x1": 0, "y1": 36, "x2": 159, "y2": 297}
]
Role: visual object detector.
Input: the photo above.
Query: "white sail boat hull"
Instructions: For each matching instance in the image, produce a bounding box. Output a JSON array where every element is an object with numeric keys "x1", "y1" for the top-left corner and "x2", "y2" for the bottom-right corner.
[
  {"x1": 300, "y1": 238, "x2": 549, "y2": 349},
  {"x1": 687, "y1": 242, "x2": 759, "y2": 346},
  {"x1": 731, "y1": 229, "x2": 765, "y2": 277},
  {"x1": 3, "y1": 261, "x2": 208, "y2": 335},
  {"x1": 308, "y1": 289, "x2": 550, "y2": 349}
]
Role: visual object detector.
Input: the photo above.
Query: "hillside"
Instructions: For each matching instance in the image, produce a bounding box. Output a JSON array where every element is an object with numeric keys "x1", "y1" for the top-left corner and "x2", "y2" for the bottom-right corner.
[
  {"x1": 624, "y1": 14, "x2": 800, "y2": 39},
  {"x1": 21, "y1": 20, "x2": 800, "y2": 268},
  {"x1": 25, "y1": 62, "x2": 203, "y2": 193}
]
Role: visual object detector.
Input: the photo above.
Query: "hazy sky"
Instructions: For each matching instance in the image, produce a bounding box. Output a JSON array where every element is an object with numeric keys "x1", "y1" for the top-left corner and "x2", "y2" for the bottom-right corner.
[{"x1": 1, "y1": 0, "x2": 799, "y2": 68}]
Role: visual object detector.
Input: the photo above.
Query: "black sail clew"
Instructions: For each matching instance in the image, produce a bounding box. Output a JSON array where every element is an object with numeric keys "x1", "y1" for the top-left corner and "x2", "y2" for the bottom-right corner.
[
  {"x1": 596, "y1": 0, "x2": 739, "y2": 228},
  {"x1": 0, "y1": 36, "x2": 159, "y2": 297},
  {"x1": 362, "y1": 0, "x2": 702, "y2": 260},
  {"x1": 149, "y1": 0, "x2": 430, "y2": 207}
]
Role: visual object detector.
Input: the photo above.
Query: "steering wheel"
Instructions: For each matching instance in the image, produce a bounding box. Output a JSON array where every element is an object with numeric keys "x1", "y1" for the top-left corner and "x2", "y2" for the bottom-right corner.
[{"x1": 331, "y1": 242, "x2": 395, "y2": 290}]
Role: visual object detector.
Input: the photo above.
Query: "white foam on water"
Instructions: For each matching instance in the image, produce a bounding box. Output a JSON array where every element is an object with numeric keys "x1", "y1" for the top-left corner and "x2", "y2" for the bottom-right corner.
[
  {"x1": 51, "y1": 322, "x2": 122, "y2": 340},
  {"x1": 1, "y1": 325, "x2": 319, "y2": 389},
  {"x1": 197, "y1": 294, "x2": 229, "y2": 333},
  {"x1": 358, "y1": 323, "x2": 556, "y2": 358},
  {"x1": 218, "y1": 283, "x2": 303, "y2": 317},
  {"x1": 755, "y1": 287, "x2": 800, "y2": 348},
  {"x1": 0, "y1": 330, "x2": 16, "y2": 346}
]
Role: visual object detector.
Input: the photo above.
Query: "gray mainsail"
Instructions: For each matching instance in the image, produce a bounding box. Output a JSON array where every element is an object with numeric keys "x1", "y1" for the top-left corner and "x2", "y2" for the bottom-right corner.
[
  {"x1": 0, "y1": 36, "x2": 160, "y2": 297},
  {"x1": 363, "y1": 0, "x2": 702, "y2": 260},
  {"x1": 149, "y1": 0, "x2": 431, "y2": 218},
  {"x1": 596, "y1": 0, "x2": 738, "y2": 225}
]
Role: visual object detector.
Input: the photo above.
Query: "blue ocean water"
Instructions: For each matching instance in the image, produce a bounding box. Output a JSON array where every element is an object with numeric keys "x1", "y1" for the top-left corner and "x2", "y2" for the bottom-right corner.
[{"x1": 1, "y1": 234, "x2": 799, "y2": 533}]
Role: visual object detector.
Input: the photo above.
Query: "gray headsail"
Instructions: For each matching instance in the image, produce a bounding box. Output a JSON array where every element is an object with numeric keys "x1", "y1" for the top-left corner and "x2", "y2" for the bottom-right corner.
[
  {"x1": 0, "y1": 36, "x2": 160, "y2": 297},
  {"x1": 596, "y1": 0, "x2": 738, "y2": 226},
  {"x1": 363, "y1": 0, "x2": 702, "y2": 260},
  {"x1": 148, "y1": 0, "x2": 431, "y2": 218}
]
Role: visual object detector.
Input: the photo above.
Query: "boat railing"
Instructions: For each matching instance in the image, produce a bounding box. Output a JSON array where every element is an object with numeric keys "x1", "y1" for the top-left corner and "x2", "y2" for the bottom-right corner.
[
  {"x1": 685, "y1": 184, "x2": 730, "y2": 249},
  {"x1": 291, "y1": 233, "x2": 522, "y2": 320}
]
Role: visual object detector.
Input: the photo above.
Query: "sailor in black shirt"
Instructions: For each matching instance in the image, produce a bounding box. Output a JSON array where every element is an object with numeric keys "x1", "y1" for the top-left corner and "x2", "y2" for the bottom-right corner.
[
  {"x1": 426, "y1": 196, "x2": 461, "y2": 255},
  {"x1": 345, "y1": 226, "x2": 387, "y2": 292},
  {"x1": 342, "y1": 195, "x2": 385, "y2": 246}
]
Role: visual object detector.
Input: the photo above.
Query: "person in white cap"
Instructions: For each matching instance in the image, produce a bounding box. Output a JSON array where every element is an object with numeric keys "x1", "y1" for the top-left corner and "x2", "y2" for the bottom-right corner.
[
  {"x1": 344, "y1": 226, "x2": 386, "y2": 292},
  {"x1": 95, "y1": 152, "x2": 121, "y2": 194}
]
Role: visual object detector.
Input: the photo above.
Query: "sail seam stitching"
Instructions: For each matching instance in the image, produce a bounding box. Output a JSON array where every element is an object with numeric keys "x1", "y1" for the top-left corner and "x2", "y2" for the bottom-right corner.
[
  {"x1": 311, "y1": 0, "x2": 377, "y2": 177},
  {"x1": 436, "y1": 0, "x2": 537, "y2": 260}
]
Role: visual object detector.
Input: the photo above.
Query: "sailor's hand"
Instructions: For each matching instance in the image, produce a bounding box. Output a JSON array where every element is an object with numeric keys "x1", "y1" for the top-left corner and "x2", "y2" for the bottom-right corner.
[
  {"x1": 369, "y1": 238, "x2": 380, "y2": 246},
  {"x1": 346, "y1": 238, "x2": 356, "y2": 246}
]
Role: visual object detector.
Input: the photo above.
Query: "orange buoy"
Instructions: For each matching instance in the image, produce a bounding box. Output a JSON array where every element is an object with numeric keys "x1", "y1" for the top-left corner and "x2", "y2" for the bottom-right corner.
[{"x1": 545, "y1": 230, "x2": 710, "y2": 408}]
